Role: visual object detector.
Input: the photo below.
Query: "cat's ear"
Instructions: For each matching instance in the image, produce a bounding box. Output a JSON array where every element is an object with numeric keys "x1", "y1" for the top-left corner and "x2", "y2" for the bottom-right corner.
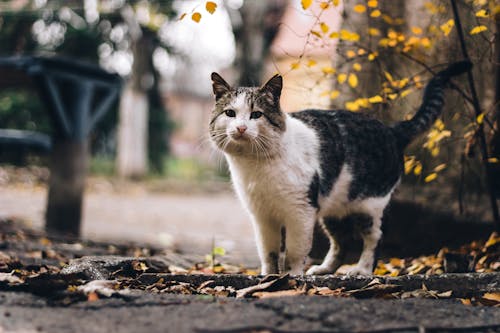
[
  {"x1": 211, "y1": 72, "x2": 231, "y2": 100},
  {"x1": 260, "y1": 74, "x2": 283, "y2": 102}
]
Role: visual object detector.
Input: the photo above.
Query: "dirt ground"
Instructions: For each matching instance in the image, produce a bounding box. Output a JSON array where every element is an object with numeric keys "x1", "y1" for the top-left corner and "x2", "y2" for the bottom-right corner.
[{"x1": 0, "y1": 180, "x2": 259, "y2": 265}]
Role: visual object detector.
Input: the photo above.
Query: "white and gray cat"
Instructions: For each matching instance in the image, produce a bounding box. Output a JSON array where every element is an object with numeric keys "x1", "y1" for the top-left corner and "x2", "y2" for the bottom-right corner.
[{"x1": 209, "y1": 61, "x2": 470, "y2": 276}]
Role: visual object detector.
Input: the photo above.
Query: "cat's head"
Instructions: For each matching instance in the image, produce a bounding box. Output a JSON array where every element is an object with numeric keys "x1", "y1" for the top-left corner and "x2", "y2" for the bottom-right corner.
[{"x1": 209, "y1": 73, "x2": 286, "y2": 158}]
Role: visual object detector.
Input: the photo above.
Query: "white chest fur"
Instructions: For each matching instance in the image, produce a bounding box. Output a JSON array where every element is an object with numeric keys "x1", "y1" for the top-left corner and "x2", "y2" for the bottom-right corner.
[{"x1": 226, "y1": 116, "x2": 320, "y2": 223}]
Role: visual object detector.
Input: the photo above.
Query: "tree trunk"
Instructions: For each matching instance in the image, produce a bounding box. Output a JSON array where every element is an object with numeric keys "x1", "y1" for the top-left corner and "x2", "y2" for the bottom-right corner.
[
  {"x1": 232, "y1": 0, "x2": 287, "y2": 86},
  {"x1": 490, "y1": 12, "x2": 500, "y2": 197},
  {"x1": 116, "y1": 28, "x2": 155, "y2": 178},
  {"x1": 116, "y1": 87, "x2": 149, "y2": 177}
]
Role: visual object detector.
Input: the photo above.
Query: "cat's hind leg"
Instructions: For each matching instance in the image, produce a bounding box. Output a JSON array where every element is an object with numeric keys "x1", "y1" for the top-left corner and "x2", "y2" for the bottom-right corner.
[
  {"x1": 344, "y1": 214, "x2": 381, "y2": 276},
  {"x1": 306, "y1": 217, "x2": 346, "y2": 275}
]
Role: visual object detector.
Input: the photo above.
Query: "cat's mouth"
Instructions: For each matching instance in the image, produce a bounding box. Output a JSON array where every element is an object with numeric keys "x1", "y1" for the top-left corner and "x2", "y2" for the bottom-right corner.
[{"x1": 230, "y1": 132, "x2": 250, "y2": 141}]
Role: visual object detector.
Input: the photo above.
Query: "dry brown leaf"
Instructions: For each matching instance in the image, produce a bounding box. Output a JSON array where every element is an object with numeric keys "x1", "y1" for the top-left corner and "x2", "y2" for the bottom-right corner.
[
  {"x1": 480, "y1": 292, "x2": 500, "y2": 306},
  {"x1": 253, "y1": 288, "x2": 306, "y2": 299},
  {"x1": 347, "y1": 279, "x2": 401, "y2": 299},
  {"x1": 0, "y1": 272, "x2": 23, "y2": 284},
  {"x1": 236, "y1": 274, "x2": 289, "y2": 298},
  {"x1": 460, "y1": 298, "x2": 472, "y2": 306},
  {"x1": 87, "y1": 292, "x2": 99, "y2": 302},
  {"x1": 310, "y1": 286, "x2": 344, "y2": 296}
]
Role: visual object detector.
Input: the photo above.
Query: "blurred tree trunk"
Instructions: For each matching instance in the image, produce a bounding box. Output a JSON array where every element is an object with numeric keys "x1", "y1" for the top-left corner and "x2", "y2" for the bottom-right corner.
[
  {"x1": 490, "y1": 12, "x2": 500, "y2": 197},
  {"x1": 335, "y1": 0, "x2": 407, "y2": 121},
  {"x1": 116, "y1": 31, "x2": 152, "y2": 178},
  {"x1": 231, "y1": 0, "x2": 287, "y2": 86},
  {"x1": 116, "y1": 7, "x2": 168, "y2": 177}
]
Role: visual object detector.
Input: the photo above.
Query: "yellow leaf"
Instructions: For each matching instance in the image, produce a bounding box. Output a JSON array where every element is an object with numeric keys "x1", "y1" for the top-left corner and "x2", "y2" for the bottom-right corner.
[
  {"x1": 191, "y1": 12, "x2": 202, "y2": 22},
  {"x1": 179, "y1": 13, "x2": 187, "y2": 20},
  {"x1": 368, "y1": 95, "x2": 383, "y2": 103},
  {"x1": 368, "y1": 52, "x2": 378, "y2": 61},
  {"x1": 398, "y1": 78, "x2": 409, "y2": 88},
  {"x1": 411, "y1": 26, "x2": 423, "y2": 35},
  {"x1": 354, "y1": 4, "x2": 366, "y2": 13},
  {"x1": 301, "y1": 0, "x2": 313, "y2": 10},
  {"x1": 340, "y1": 29, "x2": 360, "y2": 41},
  {"x1": 290, "y1": 62, "x2": 300, "y2": 70},
  {"x1": 356, "y1": 98, "x2": 370, "y2": 108},
  {"x1": 337, "y1": 73, "x2": 347, "y2": 84},
  {"x1": 367, "y1": 0, "x2": 378, "y2": 8},
  {"x1": 431, "y1": 147, "x2": 440, "y2": 157},
  {"x1": 388, "y1": 93, "x2": 398, "y2": 100},
  {"x1": 476, "y1": 113, "x2": 485, "y2": 124},
  {"x1": 348, "y1": 73, "x2": 358, "y2": 88},
  {"x1": 488, "y1": 157, "x2": 499, "y2": 163},
  {"x1": 440, "y1": 19, "x2": 454, "y2": 37},
  {"x1": 404, "y1": 156, "x2": 415, "y2": 175},
  {"x1": 425, "y1": 173, "x2": 438, "y2": 183},
  {"x1": 345, "y1": 101, "x2": 360, "y2": 111},
  {"x1": 434, "y1": 163, "x2": 447, "y2": 172},
  {"x1": 475, "y1": 9, "x2": 489, "y2": 18},
  {"x1": 420, "y1": 37, "x2": 431, "y2": 48},
  {"x1": 307, "y1": 59, "x2": 317, "y2": 67},
  {"x1": 330, "y1": 90, "x2": 340, "y2": 99},
  {"x1": 205, "y1": 1, "x2": 217, "y2": 14},
  {"x1": 470, "y1": 25, "x2": 488, "y2": 35},
  {"x1": 322, "y1": 66, "x2": 336, "y2": 74},
  {"x1": 370, "y1": 9, "x2": 381, "y2": 17},
  {"x1": 352, "y1": 63, "x2": 362, "y2": 71},
  {"x1": 384, "y1": 71, "x2": 394, "y2": 82},
  {"x1": 400, "y1": 89, "x2": 412, "y2": 98},
  {"x1": 414, "y1": 163, "x2": 422, "y2": 176},
  {"x1": 320, "y1": 22, "x2": 329, "y2": 33},
  {"x1": 346, "y1": 50, "x2": 356, "y2": 58},
  {"x1": 329, "y1": 31, "x2": 339, "y2": 39},
  {"x1": 368, "y1": 28, "x2": 380, "y2": 36}
]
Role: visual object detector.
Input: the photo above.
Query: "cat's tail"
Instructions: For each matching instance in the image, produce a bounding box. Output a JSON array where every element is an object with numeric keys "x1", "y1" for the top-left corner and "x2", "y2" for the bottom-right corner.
[{"x1": 392, "y1": 61, "x2": 471, "y2": 149}]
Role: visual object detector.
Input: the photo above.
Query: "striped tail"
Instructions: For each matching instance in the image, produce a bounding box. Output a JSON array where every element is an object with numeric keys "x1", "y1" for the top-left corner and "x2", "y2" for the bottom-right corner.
[{"x1": 393, "y1": 61, "x2": 472, "y2": 149}]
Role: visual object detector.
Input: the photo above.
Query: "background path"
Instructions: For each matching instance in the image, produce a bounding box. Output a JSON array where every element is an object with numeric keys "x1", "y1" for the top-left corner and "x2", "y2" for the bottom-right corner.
[{"x1": 0, "y1": 182, "x2": 258, "y2": 265}]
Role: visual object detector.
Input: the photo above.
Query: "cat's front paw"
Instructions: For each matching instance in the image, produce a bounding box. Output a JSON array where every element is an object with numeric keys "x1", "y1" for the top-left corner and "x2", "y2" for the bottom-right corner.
[
  {"x1": 345, "y1": 265, "x2": 373, "y2": 276},
  {"x1": 306, "y1": 265, "x2": 333, "y2": 275}
]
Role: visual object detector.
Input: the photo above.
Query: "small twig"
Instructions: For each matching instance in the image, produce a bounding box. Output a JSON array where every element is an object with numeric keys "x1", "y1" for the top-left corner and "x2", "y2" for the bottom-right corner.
[{"x1": 450, "y1": 0, "x2": 500, "y2": 228}]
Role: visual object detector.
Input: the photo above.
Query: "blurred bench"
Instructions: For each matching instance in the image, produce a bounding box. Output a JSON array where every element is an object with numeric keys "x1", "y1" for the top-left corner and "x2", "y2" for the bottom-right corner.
[{"x1": 0, "y1": 56, "x2": 121, "y2": 236}]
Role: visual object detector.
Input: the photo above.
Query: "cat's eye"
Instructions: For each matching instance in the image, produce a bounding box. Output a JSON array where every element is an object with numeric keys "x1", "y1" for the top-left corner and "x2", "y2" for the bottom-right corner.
[
  {"x1": 225, "y1": 109, "x2": 236, "y2": 117},
  {"x1": 250, "y1": 111, "x2": 263, "y2": 119}
]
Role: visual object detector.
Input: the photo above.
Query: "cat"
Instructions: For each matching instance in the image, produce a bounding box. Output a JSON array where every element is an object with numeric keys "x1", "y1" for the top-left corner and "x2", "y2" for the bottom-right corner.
[{"x1": 209, "y1": 61, "x2": 471, "y2": 276}]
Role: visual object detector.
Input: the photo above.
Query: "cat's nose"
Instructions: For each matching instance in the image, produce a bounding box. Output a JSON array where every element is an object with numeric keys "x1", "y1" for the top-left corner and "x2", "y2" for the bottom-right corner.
[{"x1": 236, "y1": 125, "x2": 247, "y2": 134}]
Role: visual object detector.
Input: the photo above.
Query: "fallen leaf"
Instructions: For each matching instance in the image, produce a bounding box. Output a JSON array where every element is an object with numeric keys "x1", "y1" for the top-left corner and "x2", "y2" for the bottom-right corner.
[
  {"x1": 236, "y1": 274, "x2": 289, "y2": 298},
  {"x1": 460, "y1": 298, "x2": 473, "y2": 305},
  {"x1": 0, "y1": 272, "x2": 23, "y2": 284},
  {"x1": 253, "y1": 288, "x2": 306, "y2": 299},
  {"x1": 310, "y1": 286, "x2": 344, "y2": 296},
  {"x1": 347, "y1": 279, "x2": 401, "y2": 298},
  {"x1": 87, "y1": 292, "x2": 99, "y2": 302},
  {"x1": 481, "y1": 292, "x2": 500, "y2": 306},
  {"x1": 78, "y1": 280, "x2": 118, "y2": 297}
]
